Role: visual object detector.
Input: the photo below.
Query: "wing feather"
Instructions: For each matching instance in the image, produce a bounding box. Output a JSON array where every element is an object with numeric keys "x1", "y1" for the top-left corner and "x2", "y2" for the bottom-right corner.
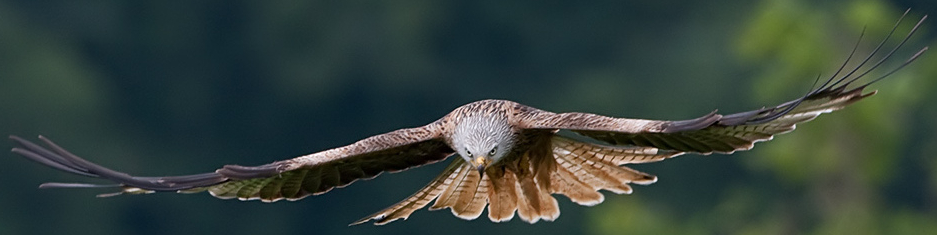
[
  {"x1": 446, "y1": 164, "x2": 485, "y2": 219},
  {"x1": 555, "y1": 147, "x2": 643, "y2": 194},
  {"x1": 8, "y1": 120, "x2": 455, "y2": 201},
  {"x1": 430, "y1": 162, "x2": 471, "y2": 210},
  {"x1": 278, "y1": 169, "x2": 307, "y2": 199},
  {"x1": 516, "y1": 13, "x2": 927, "y2": 155},
  {"x1": 454, "y1": 173, "x2": 489, "y2": 220},
  {"x1": 549, "y1": 136, "x2": 673, "y2": 198},
  {"x1": 350, "y1": 159, "x2": 463, "y2": 226},
  {"x1": 549, "y1": 163, "x2": 604, "y2": 206},
  {"x1": 553, "y1": 137, "x2": 680, "y2": 165}
]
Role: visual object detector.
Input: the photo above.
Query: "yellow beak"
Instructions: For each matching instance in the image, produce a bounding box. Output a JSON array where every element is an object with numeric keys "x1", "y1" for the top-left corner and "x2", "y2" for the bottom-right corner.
[{"x1": 473, "y1": 156, "x2": 488, "y2": 175}]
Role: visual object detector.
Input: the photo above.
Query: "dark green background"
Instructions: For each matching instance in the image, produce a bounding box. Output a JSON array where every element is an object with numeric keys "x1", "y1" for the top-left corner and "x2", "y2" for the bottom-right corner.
[{"x1": 2, "y1": 0, "x2": 935, "y2": 234}]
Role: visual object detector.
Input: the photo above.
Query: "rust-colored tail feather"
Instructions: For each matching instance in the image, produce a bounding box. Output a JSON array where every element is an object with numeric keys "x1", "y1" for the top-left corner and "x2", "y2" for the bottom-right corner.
[
  {"x1": 515, "y1": 173, "x2": 540, "y2": 223},
  {"x1": 532, "y1": 145, "x2": 560, "y2": 222},
  {"x1": 486, "y1": 168, "x2": 518, "y2": 222}
]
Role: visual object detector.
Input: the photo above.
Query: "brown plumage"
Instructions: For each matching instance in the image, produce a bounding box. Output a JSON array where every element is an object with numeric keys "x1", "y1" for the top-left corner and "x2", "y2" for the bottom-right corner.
[{"x1": 8, "y1": 12, "x2": 928, "y2": 226}]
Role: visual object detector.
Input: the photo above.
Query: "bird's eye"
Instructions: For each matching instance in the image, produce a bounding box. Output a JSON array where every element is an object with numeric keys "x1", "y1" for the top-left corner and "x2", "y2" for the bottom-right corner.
[
  {"x1": 465, "y1": 149, "x2": 472, "y2": 157},
  {"x1": 488, "y1": 147, "x2": 497, "y2": 156}
]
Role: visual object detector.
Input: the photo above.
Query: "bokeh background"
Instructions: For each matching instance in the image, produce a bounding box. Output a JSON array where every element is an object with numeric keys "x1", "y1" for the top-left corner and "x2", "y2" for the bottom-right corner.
[{"x1": 2, "y1": 0, "x2": 936, "y2": 234}]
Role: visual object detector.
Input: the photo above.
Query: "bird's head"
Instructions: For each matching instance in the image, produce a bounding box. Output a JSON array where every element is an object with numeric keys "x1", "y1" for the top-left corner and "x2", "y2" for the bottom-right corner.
[{"x1": 452, "y1": 113, "x2": 515, "y2": 175}]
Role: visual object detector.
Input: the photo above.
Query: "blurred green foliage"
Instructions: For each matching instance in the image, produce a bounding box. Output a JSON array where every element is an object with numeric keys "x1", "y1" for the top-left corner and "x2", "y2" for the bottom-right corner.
[{"x1": 1, "y1": 0, "x2": 934, "y2": 235}]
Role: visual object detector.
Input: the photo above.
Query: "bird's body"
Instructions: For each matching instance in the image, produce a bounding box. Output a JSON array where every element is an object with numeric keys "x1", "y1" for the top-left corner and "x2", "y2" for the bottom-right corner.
[
  {"x1": 8, "y1": 12, "x2": 928, "y2": 226},
  {"x1": 350, "y1": 99, "x2": 661, "y2": 224}
]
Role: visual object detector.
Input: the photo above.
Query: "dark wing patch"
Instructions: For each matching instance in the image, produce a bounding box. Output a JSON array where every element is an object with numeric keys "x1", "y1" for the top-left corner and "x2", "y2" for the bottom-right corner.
[
  {"x1": 520, "y1": 12, "x2": 927, "y2": 155},
  {"x1": 574, "y1": 86, "x2": 878, "y2": 154},
  {"x1": 9, "y1": 121, "x2": 455, "y2": 200},
  {"x1": 9, "y1": 135, "x2": 228, "y2": 194}
]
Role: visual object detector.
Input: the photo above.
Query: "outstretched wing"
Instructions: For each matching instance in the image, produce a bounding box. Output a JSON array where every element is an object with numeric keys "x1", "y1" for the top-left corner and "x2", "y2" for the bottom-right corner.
[
  {"x1": 9, "y1": 120, "x2": 455, "y2": 201},
  {"x1": 518, "y1": 12, "x2": 927, "y2": 155}
]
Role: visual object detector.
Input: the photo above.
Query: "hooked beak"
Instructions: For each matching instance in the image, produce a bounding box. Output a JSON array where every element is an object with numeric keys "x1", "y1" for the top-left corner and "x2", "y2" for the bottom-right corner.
[{"x1": 473, "y1": 156, "x2": 488, "y2": 176}]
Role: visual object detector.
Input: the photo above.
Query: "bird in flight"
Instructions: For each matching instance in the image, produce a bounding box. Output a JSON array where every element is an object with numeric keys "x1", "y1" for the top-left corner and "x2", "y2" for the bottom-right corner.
[{"x1": 9, "y1": 12, "x2": 928, "y2": 226}]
